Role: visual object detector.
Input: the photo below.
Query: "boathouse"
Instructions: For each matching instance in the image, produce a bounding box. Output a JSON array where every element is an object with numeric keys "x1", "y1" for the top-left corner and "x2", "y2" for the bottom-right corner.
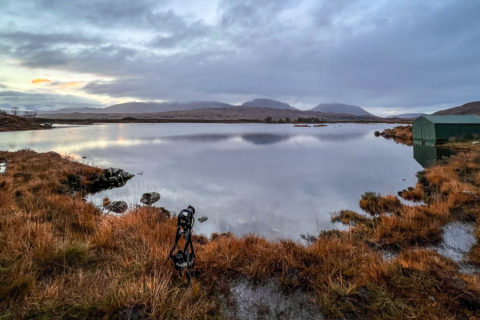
[{"x1": 412, "y1": 115, "x2": 480, "y2": 145}]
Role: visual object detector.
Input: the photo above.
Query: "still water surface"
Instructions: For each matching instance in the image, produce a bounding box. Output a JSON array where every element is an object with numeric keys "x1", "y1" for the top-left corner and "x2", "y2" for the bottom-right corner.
[{"x1": 0, "y1": 123, "x2": 422, "y2": 240}]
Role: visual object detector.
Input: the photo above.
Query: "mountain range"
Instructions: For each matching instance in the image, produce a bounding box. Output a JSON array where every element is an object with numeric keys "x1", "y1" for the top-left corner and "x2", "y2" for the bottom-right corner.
[
  {"x1": 50, "y1": 101, "x2": 233, "y2": 114},
  {"x1": 44, "y1": 98, "x2": 374, "y2": 117},
  {"x1": 387, "y1": 113, "x2": 427, "y2": 119},
  {"x1": 309, "y1": 103, "x2": 374, "y2": 116}
]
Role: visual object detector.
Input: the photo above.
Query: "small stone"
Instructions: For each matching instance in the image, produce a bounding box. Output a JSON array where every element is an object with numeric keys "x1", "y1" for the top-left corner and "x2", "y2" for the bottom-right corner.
[
  {"x1": 105, "y1": 201, "x2": 128, "y2": 213},
  {"x1": 198, "y1": 216, "x2": 208, "y2": 223},
  {"x1": 140, "y1": 192, "x2": 160, "y2": 205}
]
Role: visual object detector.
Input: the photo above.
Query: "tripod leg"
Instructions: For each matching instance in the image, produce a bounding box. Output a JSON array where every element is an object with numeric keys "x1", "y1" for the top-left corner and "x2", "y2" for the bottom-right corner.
[{"x1": 168, "y1": 227, "x2": 182, "y2": 258}]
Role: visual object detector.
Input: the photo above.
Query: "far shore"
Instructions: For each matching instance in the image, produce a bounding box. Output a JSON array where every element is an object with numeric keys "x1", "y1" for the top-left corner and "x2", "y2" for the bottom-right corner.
[{"x1": 32, "y1": 117, "x2": 412, "y2": 126}]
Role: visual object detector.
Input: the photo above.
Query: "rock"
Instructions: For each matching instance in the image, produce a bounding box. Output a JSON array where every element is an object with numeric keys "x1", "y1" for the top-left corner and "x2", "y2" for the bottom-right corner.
[
  {"x1": 198, "y1": 216, "x2": 208, "y2": 223},
  {"x1": 87, "y1": 168, "x2": 134, "y2": 193},
  {"x1": 140, "y1": 192, "x2": 160, "y2": 205},
  {"x1": 104, "y1": 168, "x2": 134, "y2": 187},
  {"x1": 105, "y1": 201, "x2": 128, "y2": 213}
]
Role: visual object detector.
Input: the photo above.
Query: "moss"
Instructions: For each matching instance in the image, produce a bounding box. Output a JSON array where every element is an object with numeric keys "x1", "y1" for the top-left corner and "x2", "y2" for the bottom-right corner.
[{"x1": 25, "y1": 303, "x2": 106, "y2": 320}]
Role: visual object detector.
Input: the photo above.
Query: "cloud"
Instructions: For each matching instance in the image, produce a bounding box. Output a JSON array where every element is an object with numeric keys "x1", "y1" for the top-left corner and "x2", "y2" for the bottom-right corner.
[
  {"x1": 49, "y1": 81, "x2": 85, "y2": 89},
  {"x1": 0, "y1": 0, "x2": 479, "y2": 111},
  {"x1": 31, "y1": 78, "x2": 52, "y2": 84},
  {"x1": 0, "y1": 89, "x2": 102, "y2": 110}
]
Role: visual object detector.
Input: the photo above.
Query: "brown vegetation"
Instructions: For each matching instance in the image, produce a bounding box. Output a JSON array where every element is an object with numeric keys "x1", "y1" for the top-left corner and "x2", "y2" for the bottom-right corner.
[
  {"x1": 0, "y1": 112, "x2": 52, "y2": 132},
  {"x1": 376, "y1": 125, "x2": 413, "y2": 145},
  {"x1": 1, "y1": 148, "x2": 480, "y2": 319}
]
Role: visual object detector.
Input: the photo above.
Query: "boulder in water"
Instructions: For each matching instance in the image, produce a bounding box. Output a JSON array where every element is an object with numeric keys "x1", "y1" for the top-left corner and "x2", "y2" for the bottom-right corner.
[
  {"x1": 88, "y1": 168, "x2": 134, "y2": 193},
  {"x1": 105, "y1": 201, "x2": 128, "y2": 213},
  {"x1": 140, "y1": 192, "x2": 161, "y2": 206}
]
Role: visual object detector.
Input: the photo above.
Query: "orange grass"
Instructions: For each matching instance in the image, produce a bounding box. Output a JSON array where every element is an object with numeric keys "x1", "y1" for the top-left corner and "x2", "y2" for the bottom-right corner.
[
  {"x1": 1, "y1": 149, "x2": 480, "y2": 319},
  {"x1": 378, "y1": 125, "x2": 413, "y2": 146}
]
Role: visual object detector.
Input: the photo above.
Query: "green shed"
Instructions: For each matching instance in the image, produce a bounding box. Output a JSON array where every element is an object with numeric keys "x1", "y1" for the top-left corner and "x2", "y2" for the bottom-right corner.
[{"x1": 412, "y1": 115, "x2": 480, "y2": 145}]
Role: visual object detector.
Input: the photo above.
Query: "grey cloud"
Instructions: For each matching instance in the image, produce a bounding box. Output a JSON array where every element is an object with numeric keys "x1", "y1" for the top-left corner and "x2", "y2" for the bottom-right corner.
[
  {"x1": 1, "y1": 0, "x2": 480, "y2": 111},
  {"x1": 0, "y1": 89, "x2": 102, "y2": 110}
]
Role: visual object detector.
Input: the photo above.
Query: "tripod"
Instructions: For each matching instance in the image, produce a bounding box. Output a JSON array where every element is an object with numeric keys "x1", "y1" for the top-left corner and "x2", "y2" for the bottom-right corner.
[{"x1": 169, "y1": 206, "x2": 195, "y2": 282}]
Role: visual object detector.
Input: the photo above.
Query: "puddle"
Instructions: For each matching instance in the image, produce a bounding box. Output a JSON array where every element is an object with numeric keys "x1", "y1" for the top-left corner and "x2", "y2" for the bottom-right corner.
[
  {"x1": 435, "y1": 222, "x2": 479, "y2": 274},
  {"x1": 0, "y1": 159, "x2": 6, "y2": 174},
  {"x1": 223, "y1": 279, "x2": 324, "y2": 320}
]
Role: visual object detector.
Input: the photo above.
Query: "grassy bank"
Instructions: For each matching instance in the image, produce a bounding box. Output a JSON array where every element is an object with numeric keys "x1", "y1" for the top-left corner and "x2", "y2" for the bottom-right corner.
[
  {"x1": 1, "y1": 146, "x2": 480, "y2": 319},
  {"x1": 0, "y1": 113, "x2": 52, "y2": 132},
  {"x1": 375, "y1": 125, "x2": 413, "y2": 145}
]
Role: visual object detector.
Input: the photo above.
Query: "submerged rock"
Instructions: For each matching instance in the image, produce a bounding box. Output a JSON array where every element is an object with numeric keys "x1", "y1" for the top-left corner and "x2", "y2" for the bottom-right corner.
[
  {"x1": 140, "y1": 192, "x2": 160, "y2": 206},
  {"x1": 105, "y1": 201, "x2": 128, "y2": 213},
  {"x1": 88, "y1": 168, "x2": 134, "y2": 193},
  {"x1": 198, "y1": 216, "x2": 208, "y2": 223}
]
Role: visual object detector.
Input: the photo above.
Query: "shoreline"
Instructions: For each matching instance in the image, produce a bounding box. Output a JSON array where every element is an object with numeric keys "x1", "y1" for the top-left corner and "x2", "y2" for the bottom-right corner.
[
  {"x1": 1, "y1": 131, "x2": 480, "y2": 318},
  {"x1": 35, "y1": 117, "x2": 411, "y2": 125}
]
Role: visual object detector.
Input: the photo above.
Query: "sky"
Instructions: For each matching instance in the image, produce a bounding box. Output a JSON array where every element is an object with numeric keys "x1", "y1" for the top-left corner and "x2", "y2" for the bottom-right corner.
[{"x1": 0, "y1": 0, "x2": 479, "y2": 116}]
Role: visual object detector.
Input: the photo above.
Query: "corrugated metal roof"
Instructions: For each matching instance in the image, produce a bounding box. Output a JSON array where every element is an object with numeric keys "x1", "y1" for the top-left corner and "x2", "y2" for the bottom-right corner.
[{"x1": 420, "y1": 115, "x2": 480, "y2": 124}]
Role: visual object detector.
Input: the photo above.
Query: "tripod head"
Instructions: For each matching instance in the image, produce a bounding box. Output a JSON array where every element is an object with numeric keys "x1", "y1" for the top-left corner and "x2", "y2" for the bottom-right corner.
[{"x1": 177, "y1": 205, "x2": 195, "y2": 231}]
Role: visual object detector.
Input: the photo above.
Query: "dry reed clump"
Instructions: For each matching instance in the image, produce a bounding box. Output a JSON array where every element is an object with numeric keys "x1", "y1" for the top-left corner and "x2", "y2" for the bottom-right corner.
[
  {"x1": 2, "y1": 148, "x2": 480, "y2": 319},
  {"x1": 359, "y1": 192, "x2": 402, "y2": 216},
  {"x1": 398, "y1": 184, "x2": 424, "y2": 201},
  {"x1": 378, "y1": 125, "x2": 413, "y2": 145}
]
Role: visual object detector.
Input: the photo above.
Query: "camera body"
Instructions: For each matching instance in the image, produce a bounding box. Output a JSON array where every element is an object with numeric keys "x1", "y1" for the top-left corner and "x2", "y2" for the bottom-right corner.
[{"x1": 177, "y1": 205, "x2": 195, "y2": 230}]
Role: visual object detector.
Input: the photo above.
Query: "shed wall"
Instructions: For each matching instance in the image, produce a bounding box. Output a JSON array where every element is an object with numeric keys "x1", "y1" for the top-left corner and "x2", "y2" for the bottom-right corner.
[
  {"x1": 434, "y1": 124, "x2": 480, "y2": 143},
  {"x1": 413, "y1": 117, "x2": 436, "y2": 145}
]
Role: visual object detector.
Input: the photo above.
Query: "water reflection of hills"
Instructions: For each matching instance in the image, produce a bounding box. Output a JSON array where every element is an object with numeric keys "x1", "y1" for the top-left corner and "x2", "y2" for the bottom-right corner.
[
  {"x1": 161, "y1": 131, "x2": 366, "y2": 145},
  {"x1": 413, "y1": 144, "x2": 455, "y2": 168}
]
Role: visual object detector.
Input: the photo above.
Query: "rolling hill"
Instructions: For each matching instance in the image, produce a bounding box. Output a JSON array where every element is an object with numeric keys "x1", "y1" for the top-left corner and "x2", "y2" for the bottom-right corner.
[
  {"x1": 46, "y1": 101, "x2": 234, "y2": 114},
  {"x1": 387, "y1": 113, "x2": 426, "y2": 119},
  {"x1": 240, "y1": 99, "x2": 296, "y2": 110},
  {"x1": 309, "y1": 103, "x2": 374, "y2": 117},
  {"x1": 434, "y1": 101, "x2": 480, "y2": 115}
]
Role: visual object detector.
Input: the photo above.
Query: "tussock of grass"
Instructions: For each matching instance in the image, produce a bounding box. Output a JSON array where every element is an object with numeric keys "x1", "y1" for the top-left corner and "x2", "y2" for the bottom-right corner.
[
  {"x1": 378, "y1": 125, "x2": 413, "y2": 145},
  {"x1": 359, "y1": 192, "x2": 402, "y2": 216},
  {"x1": 2, "y1": 148, "x2": 480, "y2": 319}
]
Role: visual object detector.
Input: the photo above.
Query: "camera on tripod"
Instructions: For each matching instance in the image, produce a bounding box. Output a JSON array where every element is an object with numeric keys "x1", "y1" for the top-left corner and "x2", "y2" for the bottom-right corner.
[{"x1": 169, "y1": 205, "x2": 196, "y2": 274}]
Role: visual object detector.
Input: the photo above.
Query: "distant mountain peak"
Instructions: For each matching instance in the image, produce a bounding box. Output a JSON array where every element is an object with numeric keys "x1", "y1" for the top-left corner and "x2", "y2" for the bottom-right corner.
[
  {"x1": 240, "y1": 98, "x2": 295, "y2": 110},
  {"x1": 310, "y1": 103, "x2": 374, "y2": 117},
  {"x1": 387, "y1": 113, "x2": 427, "y2": 119}
]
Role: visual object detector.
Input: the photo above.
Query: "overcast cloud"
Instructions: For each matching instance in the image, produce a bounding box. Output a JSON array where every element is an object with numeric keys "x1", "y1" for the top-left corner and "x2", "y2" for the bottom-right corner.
[{"x1": 0, "y1": 0, "x2": 479, "y2": 114}]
